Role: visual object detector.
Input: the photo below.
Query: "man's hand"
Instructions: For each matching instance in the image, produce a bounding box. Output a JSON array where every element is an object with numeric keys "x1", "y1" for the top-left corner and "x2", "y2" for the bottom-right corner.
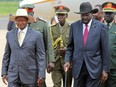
[
  {"x1": 64, "y1": 62, "x2": 70, "y2": 72},
  {"x1": 47, "y1": 62, "x2": 54, "y2": 73},
  {"x1": 59, "y1": 47, "x2": 66, "y2": 57},
  {"x1": 37, "y1": 78, "x2": 45, "y2": 86},
  {"x1": 101, "y1": 70, "x2": 108, "y2": 83},
  {"x1": 2, "y1": 75, "x2": 8, "y2": 85}
]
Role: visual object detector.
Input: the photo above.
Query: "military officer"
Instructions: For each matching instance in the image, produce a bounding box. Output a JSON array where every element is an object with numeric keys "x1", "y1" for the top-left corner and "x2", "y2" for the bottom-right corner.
[
  {"x1": 20, "y1": 4, "x2": 55, "y2": 87},
  {"x1": 99, "y1": 2, "x2": 116, "y2": 87},
  {"x1": 50, "y1": 5, "x2": 72, "y2": 87}
]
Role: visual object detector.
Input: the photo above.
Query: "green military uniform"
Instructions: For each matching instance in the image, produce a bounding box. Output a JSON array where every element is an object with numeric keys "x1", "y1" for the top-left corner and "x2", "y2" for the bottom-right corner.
[
  {"x1": 99, "y1": 2, "x2": 116, "y2": 87},
  {"x1": 51, "y1": 22, "x2": 72, "y2": 87},
  {"x1": 20, "y1": 4, "x2": 55, "y2": 87},
  {"x1": 50, "y1": 5, "x2": 72, "y2": 87},
  {"x1": 106, "y1": 20, "x2": 116, "y2": 87},
  {"x1": 30, "y1": 18, "x2": 54, "y2": 65}
]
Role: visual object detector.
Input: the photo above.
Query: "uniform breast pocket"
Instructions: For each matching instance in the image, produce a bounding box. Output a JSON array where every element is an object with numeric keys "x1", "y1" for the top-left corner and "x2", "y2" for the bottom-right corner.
[
  {"x1": 64, "y1": 34, "x2": 69, "y2": 45},
  {"x1": 112, "y1": 53, "x2": 116, "y2": 58},
  {"x1": 110, "y1": 32, "x2": 116, "y2": 44},
  {"x1": 65, "y1": 34, "x2": 69, "y2": 39}
]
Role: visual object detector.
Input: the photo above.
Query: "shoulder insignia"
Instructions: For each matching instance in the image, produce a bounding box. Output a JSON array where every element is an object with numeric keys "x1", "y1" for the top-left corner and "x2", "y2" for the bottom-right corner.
[
  {"x1": 50, "y1": 23, "x2": 57, "y2": 27},
  {"x1": 37, "y1": 17, "x2": 46, "y2": 23},
  {"x1": 68, "y1": 23, "x2": 71, "y2": 26}
]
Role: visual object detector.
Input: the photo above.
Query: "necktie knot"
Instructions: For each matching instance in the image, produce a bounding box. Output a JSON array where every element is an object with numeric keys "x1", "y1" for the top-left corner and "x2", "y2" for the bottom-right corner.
[{"x1": 86, "y1": 24, "x2": 88, "y2": 27}]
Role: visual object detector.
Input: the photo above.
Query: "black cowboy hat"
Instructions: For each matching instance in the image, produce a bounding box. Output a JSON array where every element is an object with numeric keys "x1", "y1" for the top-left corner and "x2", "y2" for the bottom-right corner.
[{"x1": 75, "y1": 2, "x2": 98, "y2": 14}]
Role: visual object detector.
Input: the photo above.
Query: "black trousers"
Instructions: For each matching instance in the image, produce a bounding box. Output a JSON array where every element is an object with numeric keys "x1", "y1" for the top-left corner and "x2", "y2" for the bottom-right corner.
[
  {"x1": 73, "y1": 62, "x2": 100, "y2": 87},
  {"x1": 8, "y1": 82, "x2": 38, "y2": 87}
]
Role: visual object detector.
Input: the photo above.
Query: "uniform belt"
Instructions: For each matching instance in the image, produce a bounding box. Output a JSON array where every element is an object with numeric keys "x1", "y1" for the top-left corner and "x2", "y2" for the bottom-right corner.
[{"x1": 110, "y1": 69, "x2": 116, "y2": 72}]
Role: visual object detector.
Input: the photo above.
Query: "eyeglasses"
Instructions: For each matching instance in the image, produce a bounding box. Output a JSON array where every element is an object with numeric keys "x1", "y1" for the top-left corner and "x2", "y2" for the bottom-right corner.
[{"x1": 23, "y1": 7, "x2": 33, "y2": 13}]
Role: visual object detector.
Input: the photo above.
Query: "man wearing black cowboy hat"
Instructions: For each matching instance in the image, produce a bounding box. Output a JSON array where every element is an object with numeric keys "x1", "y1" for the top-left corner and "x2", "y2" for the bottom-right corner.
[{"x1": 64, "y1": 2, "x2": 109, "y2": 87}]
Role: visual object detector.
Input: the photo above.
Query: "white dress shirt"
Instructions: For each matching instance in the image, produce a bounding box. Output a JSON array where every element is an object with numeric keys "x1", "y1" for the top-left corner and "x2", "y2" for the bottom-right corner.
[
  {"x1": 83, "y1": 19, "x2": 92, "y2": 35},
  {"x1": 18, "y1": 26, "x2": 28, "y2": 46}
]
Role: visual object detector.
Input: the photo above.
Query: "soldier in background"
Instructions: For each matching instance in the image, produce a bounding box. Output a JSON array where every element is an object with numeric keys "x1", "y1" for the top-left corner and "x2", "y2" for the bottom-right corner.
[
  {"x1": 93, "y1": 4, "x2": 104, "y2": 22},
  {"x1": 20, "y1": 4, "x2": 55, "y2": 87},
  {"x1": 99, "y1": 2, "x2": 116, "y2": 87},
  {"x1": 7, "y1": 14, "x2": 16, "y2": 31},
  {"x1": 50, "y1": 5, "x2": 72, "y2": 87}
]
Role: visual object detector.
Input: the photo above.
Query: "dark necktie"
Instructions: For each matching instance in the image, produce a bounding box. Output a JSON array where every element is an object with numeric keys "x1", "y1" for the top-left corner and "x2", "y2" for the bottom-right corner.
[
  {"x1": 107, "y1": 23, "x2": 110, "y2": 27},
  {"x1": 83, "y1": 25, "x2": 88, "y2": 45}
]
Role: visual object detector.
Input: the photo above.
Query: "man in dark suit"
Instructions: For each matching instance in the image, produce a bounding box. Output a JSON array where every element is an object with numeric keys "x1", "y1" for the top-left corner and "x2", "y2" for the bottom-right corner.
[
  {"x1": 1, "y1": 9, "x2": 46, "y2": 87},
  {"x1": 64, "y1": 2, "x2": 109, "y2": 87}
]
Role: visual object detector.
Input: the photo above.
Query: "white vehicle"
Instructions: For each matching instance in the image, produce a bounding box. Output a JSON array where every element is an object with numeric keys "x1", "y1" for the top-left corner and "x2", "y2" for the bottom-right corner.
[{"x1": 20, "y1": 0, "x2": 116, "y2": 23}]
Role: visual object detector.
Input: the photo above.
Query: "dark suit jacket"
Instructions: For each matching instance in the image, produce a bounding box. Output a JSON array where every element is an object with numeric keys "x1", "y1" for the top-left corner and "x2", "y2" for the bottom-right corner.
[
  {"x1": 7, "y1": 21, "x2": 16, "y2": 31},
  {"x1": 65, "y1": 19, "x2": 109, "y2": 79},
  {"x1": 1, "y1": 28, "x2": 46, "y2": 84}
]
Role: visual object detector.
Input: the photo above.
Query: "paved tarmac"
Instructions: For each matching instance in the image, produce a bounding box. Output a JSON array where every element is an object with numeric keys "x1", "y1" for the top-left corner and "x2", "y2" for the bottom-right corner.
[{"x1": 0, "y1": 16, "x2": 8, "y2": 30}]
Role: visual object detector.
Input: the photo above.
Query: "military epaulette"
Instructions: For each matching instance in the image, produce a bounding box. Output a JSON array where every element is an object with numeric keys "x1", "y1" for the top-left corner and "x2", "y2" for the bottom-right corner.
[
  {"x1": 37, "y1": 17, "x2": 47, "y2": 23},
  {"x1": 68, "y1": 23, "x2": 71, "y2": 26},
  {"x1": 51, "y1": 23, "x2": 57, "y2": 27}
]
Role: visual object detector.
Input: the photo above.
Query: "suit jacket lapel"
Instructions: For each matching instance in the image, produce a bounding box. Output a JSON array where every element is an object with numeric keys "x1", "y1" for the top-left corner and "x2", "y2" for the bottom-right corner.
[
  {"x1": 21, "y1": 28, "x2": 32, "y2": 47},
  {"x1": 86, "y1": 19, "x2": 96, "y2": 46},
  {"x1": 78, "y1": 21, "x2": 84, "y2": 47},
  {"x1": 13, "y1": 28, "x2": 20, "y2": 47}
]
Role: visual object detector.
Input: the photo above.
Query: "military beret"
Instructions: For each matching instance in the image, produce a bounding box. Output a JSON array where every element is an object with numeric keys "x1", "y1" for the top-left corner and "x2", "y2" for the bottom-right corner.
[
  {"x1": 102, "y1": 2, "x2": 116, "y2": 12},
  {"x1": 20, "y1": 4, "x2": 35, "y2": 13},
  {"x1": 54, "y1": 5, "x2": 70, "y2": 14}
]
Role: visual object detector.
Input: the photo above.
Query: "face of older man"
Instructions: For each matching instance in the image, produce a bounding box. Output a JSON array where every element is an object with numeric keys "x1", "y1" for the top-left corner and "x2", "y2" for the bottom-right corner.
[
  {"x1": 15, "y1": 16, "x2": 28, "y2": 29},
  {"x1": 81, "y1": 13, "x2": 92, "y2": 24}
]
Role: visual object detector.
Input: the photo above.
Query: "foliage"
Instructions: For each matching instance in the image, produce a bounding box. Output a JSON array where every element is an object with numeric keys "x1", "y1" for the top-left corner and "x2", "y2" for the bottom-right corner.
[{"x1": 0, "y1": 1, "x2": 19, "y2": 16}]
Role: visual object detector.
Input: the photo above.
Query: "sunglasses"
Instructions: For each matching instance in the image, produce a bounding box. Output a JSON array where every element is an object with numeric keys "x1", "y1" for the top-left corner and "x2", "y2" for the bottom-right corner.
[{"x1": 23, "y1": 7, "x2": 33, "y2": 13}]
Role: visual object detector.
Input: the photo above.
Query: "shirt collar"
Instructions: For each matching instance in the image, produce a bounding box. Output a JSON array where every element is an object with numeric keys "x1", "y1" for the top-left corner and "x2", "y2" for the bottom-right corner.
[
  {"x1": 18, "y1": 25, "x2": 28, "y2": 34},
  {"x1": 84, "y1": 19, "x2": 92, "y2": 27},
  {"x1": 82, "y1": 19, "x2": 92, "y2": 30},
  {"x1": 104, "y1": 20, "x2": 114, "y2": 27},
  {"x1": 58, "y1": 22, "x2": 67, "y2": 28}
]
